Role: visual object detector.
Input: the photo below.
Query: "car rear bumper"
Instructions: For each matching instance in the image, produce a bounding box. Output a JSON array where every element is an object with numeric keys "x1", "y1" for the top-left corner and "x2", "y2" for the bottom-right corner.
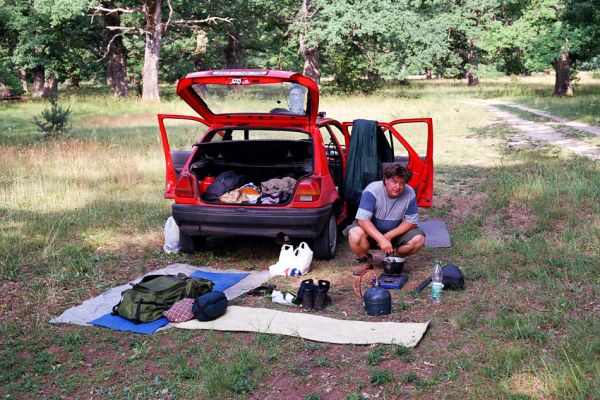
[{"x1": 172, "y1": 204, "x2": 333, "y2": 238}]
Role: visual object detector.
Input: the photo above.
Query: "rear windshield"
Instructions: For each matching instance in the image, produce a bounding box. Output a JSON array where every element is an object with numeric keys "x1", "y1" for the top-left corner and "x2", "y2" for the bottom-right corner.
[
  {"x1": 191, "y1": 82, "x2": 307, "y2": 116},
  {"x1": 204, "y1": 128, "x2": 312, "y2": 143}
]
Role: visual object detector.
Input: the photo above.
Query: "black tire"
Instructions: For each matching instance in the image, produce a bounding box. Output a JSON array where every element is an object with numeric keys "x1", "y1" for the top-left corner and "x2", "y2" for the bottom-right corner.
[
  {"x1": 180, "y1": 232, "x2": 206, "y2": 253},
  {"x1": 313, "y1": 212, "x2": 337, "y2": 260}
]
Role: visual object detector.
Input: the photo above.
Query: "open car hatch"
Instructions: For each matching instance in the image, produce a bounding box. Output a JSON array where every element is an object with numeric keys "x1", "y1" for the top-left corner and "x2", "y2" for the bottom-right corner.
[{"x1": 176, "y1": 70, "x2": 320, "y2": 127}]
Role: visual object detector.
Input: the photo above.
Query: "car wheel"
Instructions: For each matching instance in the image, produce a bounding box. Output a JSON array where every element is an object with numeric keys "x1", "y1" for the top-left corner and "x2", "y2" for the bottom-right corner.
[
  {"x1": 180, "y1": 232, "x2": 206, "y2": 253},
  {"x1": 313, "y1": 212, "x2": 337, "y2": 260}
]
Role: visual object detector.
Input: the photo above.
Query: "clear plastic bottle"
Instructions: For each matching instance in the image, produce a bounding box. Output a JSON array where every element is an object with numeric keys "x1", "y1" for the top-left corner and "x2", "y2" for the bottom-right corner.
[
  {"x1": 431, "y1": 259, "x2": 443, "y2": 302},
  {"x1": 289, "y1": 84, "x2": 305, "y2": 114}
]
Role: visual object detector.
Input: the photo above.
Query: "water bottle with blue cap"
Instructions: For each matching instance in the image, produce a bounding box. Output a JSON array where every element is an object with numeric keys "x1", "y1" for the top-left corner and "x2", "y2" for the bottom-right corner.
[{"x1": 289, "y1": 83, "x2": 305, "y2": 114}]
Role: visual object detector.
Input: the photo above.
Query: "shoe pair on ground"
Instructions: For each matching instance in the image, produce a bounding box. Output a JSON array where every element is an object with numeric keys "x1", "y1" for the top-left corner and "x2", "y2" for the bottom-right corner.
[{"x1": 294, "y1": 279, "x2": 331, "y2": 311}]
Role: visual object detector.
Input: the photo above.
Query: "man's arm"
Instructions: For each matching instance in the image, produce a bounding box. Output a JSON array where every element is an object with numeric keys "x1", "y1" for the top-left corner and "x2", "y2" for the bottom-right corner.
[
  {"x1": 383, "y1": 220, "x2": 417, "y2": 242},
  {"x1": 357, "y1": 219, "x2": 394, "y2": 254}
]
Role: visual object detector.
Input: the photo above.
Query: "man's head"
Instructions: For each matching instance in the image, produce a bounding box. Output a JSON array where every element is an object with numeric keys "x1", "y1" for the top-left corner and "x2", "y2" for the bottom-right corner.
[{"x1": 383, "y1": 163, "x2": 412, "y2": 198}]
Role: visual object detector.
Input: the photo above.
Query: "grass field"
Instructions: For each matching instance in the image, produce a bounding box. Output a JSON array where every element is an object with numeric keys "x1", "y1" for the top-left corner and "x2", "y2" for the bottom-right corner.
[{"x1": 0, "y1": 75, "x2": 598, "y2": 399}]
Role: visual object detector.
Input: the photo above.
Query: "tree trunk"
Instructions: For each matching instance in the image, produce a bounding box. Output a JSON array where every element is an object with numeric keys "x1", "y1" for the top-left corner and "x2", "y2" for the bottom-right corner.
[
  {"x1": 42, "y1": 73, "x2": 58, "y2": 99},
  {"x1": 225, "y1": 31, "x2": 242, "y2": 69},
  {"x1": 193, "y1": 29, "x2": 208, "y2": 71},
  {"x1": 299, "y1": 0, "x2": 321, "y2": 85},
  {"x1": 32, "y1": 66, "x2": 45, "y2": 97},
  {"x1": 142, "y1": 0, "x2": 162, "y2": 102},
  {"x1": 19, "y1": 69, "x2": 28, "y2": 93},
  {"x1": 105, "y1": 8, "x2": 129, "y2": 98},
  {"x1": 466, "y1": 37, "x2": 479, "y2": 86},
  {"x1": 425, "y1": 68, "x2": 433, "y2": 80},
  {"x1": 553, "y1": 52, "x2": 573, "y2": 96},
  {"x1": 69, "y1": 75, "x2": 80, "y2": 89}
]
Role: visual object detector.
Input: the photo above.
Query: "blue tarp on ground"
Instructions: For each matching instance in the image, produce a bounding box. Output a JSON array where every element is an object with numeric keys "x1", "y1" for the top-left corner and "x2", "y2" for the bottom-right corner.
[{"x1": 91, "y1": 270, "x2": 249, "y2": 334}]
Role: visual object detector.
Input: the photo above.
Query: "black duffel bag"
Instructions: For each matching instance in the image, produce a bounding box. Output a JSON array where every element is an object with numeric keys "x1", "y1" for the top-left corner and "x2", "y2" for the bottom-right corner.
[
  {"x1": 414, "y1": 264, "x2": 465, "y2": 295},
  {"x1": 192, "y1": 291, "x2": 228, "y2": 321},
  {"x1": 202, "y1": 171, "x2": 246, "y2": 201}
]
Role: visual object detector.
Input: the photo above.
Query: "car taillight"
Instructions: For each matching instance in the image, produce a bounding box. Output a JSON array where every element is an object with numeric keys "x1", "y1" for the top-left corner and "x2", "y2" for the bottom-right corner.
[
  {"x1": 294, "y1": 177, "x2": 321, "y2": 202},
  {"x1": 175, "y1": 171, "x2": 197, "y2": 198}
]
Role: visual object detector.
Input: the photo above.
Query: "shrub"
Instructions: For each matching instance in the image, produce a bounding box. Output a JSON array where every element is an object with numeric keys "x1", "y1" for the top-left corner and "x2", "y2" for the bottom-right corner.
[
  {"x1": 34, "y1": 96, "x2": 71, "y2": 139},
  {"x1": 370, "y1": 369, "x2": 395, "y2": 385}
]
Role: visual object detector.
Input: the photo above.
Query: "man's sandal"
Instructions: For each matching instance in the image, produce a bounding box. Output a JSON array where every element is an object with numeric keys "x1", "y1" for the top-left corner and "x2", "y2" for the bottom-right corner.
[{"x1": 352, "y1": 254, "x2": 374, "y2": 276}]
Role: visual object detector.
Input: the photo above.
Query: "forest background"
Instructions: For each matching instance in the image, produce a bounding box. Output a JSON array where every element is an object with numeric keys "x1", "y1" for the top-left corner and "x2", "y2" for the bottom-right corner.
[{"x1": 1, "y1": 0, "x2": 600, "y2": 100}]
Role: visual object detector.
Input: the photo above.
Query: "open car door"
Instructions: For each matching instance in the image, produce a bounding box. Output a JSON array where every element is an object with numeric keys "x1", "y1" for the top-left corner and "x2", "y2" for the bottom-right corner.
[
  {"x1": 342, "y1": 118, "x2": 434, "y2": 207},
  {"x1": 157, "y1": 114, "x2": 210, "y2": 199}
]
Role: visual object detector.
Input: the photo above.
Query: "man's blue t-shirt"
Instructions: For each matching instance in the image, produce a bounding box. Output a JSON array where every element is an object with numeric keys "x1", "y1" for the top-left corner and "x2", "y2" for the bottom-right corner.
[{"x1": 355, "y1": 181, "x2": 419, "y2": 233}]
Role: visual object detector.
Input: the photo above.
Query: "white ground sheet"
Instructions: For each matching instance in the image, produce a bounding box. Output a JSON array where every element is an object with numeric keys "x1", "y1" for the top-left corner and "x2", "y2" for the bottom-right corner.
[
  {"x1": 176, "y1": 306, "x2": 430, "y2": 347},
  {"x1": 49, "y1": 264, "x2": 271, "y2": 327}
]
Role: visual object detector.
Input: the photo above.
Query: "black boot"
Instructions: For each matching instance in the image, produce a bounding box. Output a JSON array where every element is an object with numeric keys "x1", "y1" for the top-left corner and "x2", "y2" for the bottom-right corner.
[
  {"x1": 314, "y1": 280, "x2": 331, "y2": 310},
  {"x1": 294, "y1": 279, "x2": 315, "y2": 309},
  {"x1": 302, "y1": 284, "x2": 315, "y2": 310}
]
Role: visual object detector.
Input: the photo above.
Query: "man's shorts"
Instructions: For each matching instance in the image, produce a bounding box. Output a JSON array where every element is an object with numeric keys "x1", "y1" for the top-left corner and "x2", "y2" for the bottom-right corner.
[{"x1": 346, "y1": 220, "x2": 426, "y2": 249}]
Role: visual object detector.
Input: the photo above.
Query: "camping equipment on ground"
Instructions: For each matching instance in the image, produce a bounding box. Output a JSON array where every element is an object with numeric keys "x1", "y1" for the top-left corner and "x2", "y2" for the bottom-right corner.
[
  {"x1": 294, "y1": 279, "x2": 316, "y2": 310},
  {"x1": 245, "y1": 285, "x2": 277, "y2": 296},
  {"x1": 363, "y1": 284, "x2": 392, "y2": 316},
  {"x1": 294, "y1": 242, "x2": 314, "y2": 273},
  {"x1": 193, "y1": 291, "x2": 228, "y2": 321},
  {"x1": 430, "y1": 260, "x2": 444, "y2": 302},
  {"x1": 314, "y1": 280, "x2": 331, "y2": 310},
  {"x1": 382, "y1": 255, "x2": 405, "y2": 276},
  {"x1": 269, "y1": 244, "x2": 295, "y2": 276},
  {"x1": 163, "y1": 216, "x2": 181, "y2": 254},
  {"x1": 293, "y1": 278, "x2": 330, "y2": 310},
  {"x1": 271, "y1": 290, "x2": 298, "y2": 306},
  {"x1": 353, "y1": 269, "x2": 379, "y2": 299},
  {"x1": 163, "y1": 298, "x2": 195, "y2": 323},
  {"x1": 413, "y1": 263, "x2": 465, "y2": 295},
  {"x1": 177, "y1": 306, "x2": 430, "y2": 346},
  {"x1": 112, "y1": 274, "x2": 214, "y2": 323},
  {"x1": 343, "y1": 119, "x2": 394, "y2": 206},
  {"x1": 269, "y1": 242, "x2": 314, "y2": 276},
  {"x1": 377, "y1": 274, "x2": 409, "y2": 290},
  {"x1": 52, "y1": 265, "x2": 261, "y2": 335}
]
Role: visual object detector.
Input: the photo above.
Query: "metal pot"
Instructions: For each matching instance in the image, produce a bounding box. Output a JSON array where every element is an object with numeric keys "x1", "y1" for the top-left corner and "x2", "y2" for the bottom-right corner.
[{"x1": 382, "y1": 256, "x2": 405, "y2": 276}]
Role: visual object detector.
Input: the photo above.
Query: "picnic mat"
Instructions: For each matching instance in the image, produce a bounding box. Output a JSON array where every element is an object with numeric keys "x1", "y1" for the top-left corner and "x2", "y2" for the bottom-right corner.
[
  {"x1": 176, "y1": 306, "x2": 430, "y2": 347},
  {"x1": 50, "y1": 264, "x2": 271, "y2": 334},
  {"x1": 418, "y1": 219, "x2": 451, "y2": 248}
]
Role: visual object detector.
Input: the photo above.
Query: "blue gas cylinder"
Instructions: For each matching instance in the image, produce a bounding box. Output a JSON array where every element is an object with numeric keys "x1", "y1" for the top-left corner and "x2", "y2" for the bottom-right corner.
[{"x1": 363, "y1": 286, "x2": 392, "y2": 316}]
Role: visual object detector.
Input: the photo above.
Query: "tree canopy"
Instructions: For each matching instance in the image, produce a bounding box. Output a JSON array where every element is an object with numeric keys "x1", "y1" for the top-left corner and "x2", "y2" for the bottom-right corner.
[{"x1": 0, "y1": 0, "x2": 599, "y2": 98}]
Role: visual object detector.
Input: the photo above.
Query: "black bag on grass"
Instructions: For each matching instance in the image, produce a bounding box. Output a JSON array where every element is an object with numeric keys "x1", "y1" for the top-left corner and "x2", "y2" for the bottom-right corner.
[
  {"x1": 202, "y1": 171, "x2": 246, "y2": 201},
  {"x1": 414, "y1": 264, "x2": 465, "y2": 295},
  {"x1": 192, "y1": 291, "x2": 228, "y2": 321},
  {"x1": 112, "y1": 274, "x2": 214, "y2": 323}
]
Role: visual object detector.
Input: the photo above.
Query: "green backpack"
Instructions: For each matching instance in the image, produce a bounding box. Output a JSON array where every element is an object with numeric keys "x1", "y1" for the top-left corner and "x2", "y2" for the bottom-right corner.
[{"x1": 112, "y1": 273, "x2": 214, "y2": 323}]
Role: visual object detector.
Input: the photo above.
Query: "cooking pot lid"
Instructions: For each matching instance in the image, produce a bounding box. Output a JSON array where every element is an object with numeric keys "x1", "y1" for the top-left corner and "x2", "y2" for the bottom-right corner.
[{"x1": 382, "y1": 256, "x2": 405, "y2": 263}]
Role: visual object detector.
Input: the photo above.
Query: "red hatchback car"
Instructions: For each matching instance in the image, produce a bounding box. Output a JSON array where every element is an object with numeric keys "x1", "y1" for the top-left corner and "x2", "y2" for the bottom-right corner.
[{"x1": 158, "y1": 70, "x2": 433, "y2": 259}]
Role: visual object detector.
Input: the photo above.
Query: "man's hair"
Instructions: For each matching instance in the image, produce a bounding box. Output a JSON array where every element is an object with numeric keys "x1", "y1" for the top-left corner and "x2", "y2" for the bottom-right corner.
[{"x1": 383, "y1": 163, "x2": 412, "y2": 182}]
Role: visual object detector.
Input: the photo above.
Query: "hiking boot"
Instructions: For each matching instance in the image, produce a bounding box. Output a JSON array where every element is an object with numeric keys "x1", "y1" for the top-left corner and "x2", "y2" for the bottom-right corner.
[
  {"x1": 294, "y1": 279, "x2": 315, "y2": 309},
  {"x1": 314, "y1": 280, "x2": 331, "y2": 311},
  {"x1": 352, "y1": 254, "x2": 373, "y2": 276},
  {"x1": 302, "y1": 285, "x2": 315, "y2": 310}
]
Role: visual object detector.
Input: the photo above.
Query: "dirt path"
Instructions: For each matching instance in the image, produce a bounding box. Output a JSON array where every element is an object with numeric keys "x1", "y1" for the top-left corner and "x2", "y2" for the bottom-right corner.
[{"x1": 464, "y1": 99, "x2": 600, "y2": 161}]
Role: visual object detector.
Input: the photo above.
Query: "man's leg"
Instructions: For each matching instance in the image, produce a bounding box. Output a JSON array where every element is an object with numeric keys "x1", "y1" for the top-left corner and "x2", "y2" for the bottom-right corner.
[
  {"x1": 396, "y1": 234, "x2": 425, "y2": 257},
  {"x1": 348, "y1": 225, "x2": 374, "y2": 275},
  {"x1": 348, "y1": 225, "x2": 371, "y2": 258}
]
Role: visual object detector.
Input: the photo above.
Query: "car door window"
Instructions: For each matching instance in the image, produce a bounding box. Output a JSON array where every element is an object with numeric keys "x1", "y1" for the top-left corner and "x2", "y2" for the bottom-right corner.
[{"x1": 319, "y1": 125, "x2": 345, "y2": 189}]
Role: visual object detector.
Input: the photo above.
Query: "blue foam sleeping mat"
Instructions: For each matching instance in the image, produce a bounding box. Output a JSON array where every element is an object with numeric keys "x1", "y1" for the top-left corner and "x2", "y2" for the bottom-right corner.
[{"x1": 91, "y1": 270, "x2": 249, "y2": 335}]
